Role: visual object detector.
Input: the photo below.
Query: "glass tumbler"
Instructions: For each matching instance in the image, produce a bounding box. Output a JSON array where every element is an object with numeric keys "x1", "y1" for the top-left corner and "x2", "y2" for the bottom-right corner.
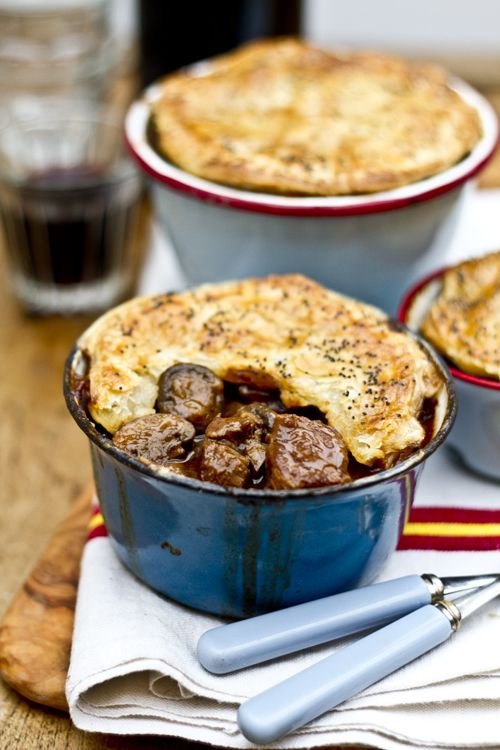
[
  {"x1": 0, "y1": 0, "x2": 115, "y2": 102},
  {"x1": 0, "y1": 100, "x2": 142, "y2": 314}
]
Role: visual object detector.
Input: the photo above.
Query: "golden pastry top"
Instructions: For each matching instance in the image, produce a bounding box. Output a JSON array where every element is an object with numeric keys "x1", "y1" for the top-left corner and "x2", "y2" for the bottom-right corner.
[
  {"x1": 421, "y1": 251, "x2": 500, "y2": 380},
  {"x1": 78, "y1": 275, "x2": 443, "y2": 467},
  {"x1": 150, "y1": 38, "x2": 482, "y2": 196}
]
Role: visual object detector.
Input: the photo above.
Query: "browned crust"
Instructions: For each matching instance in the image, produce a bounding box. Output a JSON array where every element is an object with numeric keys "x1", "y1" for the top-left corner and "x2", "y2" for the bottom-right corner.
[
  {"x1": 421, "y1": 251, "x2": 500, "y2": 379},
  {"x1": 79, "y1": 275, "x2": 443, "y2": 467},
  {"x1": 150, "y1": 38, "x2": 482, "y2": 196}
]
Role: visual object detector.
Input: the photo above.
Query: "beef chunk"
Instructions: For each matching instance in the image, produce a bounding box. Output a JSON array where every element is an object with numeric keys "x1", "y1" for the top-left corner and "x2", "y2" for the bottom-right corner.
[
  {"x1": 113, "y1": 413, "x2": 195, "y2": 465},
  {"x1": 267, "y1": 414, "x2": 350, "y2": 489},
  {"x1": 199, "y1": 439, "x2": 250, "y2": 488}
]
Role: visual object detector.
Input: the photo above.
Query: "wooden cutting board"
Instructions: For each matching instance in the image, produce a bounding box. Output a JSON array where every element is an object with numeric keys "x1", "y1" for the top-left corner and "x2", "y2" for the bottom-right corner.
[{"x1": 0, "y1": 485, "x2": 92, "y2": 711}]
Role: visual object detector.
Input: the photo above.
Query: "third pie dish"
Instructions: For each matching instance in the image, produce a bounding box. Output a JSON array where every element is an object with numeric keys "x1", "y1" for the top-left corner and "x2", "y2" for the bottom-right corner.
[
  {"x1": 420, "y1": 251, "x2": 500, "y2": 380},
  {"x1": 150, "y1": 38, "x2": 482, "y2": 196},
  {"x1": 78, "y1": 275, "x2": 444, "y2": 490}
]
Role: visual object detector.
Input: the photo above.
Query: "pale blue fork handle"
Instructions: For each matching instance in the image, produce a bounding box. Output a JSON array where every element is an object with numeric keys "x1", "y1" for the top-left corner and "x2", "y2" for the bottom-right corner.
[
  {"x1": 198, "y1": 575, "x2": 431, "y2": 674},
  {"x1": 238, "y1": 603, "x2": 453, "y2": 745}
]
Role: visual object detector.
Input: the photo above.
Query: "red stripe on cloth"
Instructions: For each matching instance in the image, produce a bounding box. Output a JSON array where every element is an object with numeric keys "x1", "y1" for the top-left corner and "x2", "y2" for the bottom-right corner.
[
  {"x1": 88, "y1": 525, "x2": 108, "y2": 541},
  {"x1": 398, "y1": 534, "x2": 500, "y2": 552},
  {"x1": 398, "y1": 505, "x2": 500, "y2": 551},
  {"x1": 408, "y1": 506, "x2": 500, "y2": 524}
]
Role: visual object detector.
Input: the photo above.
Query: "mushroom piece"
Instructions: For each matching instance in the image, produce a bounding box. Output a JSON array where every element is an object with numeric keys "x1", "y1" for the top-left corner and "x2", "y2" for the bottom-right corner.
[{"x1": 157, "y1": 363, "x2": 224, "y2": 431}]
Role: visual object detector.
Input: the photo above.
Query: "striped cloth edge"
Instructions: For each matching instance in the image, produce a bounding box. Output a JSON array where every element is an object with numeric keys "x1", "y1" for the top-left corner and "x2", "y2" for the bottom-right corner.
[{"x1": 88, "y1": 505, "x2": 500, "y2": 551}]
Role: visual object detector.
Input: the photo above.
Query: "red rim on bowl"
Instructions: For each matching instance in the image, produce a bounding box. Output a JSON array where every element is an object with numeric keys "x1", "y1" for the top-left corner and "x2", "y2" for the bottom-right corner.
[
  {"x1": 125, "y1": 76, "x2": 499, "y2": 218},
  {"x1": 398, "y1": 268, "x2": 500, "y2": 392}
]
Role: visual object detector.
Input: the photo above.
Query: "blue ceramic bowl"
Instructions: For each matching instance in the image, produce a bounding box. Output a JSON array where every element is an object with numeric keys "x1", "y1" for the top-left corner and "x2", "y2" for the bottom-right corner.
[{"x1": 64, "y1": 335, "x2": 455, "y2": 617}]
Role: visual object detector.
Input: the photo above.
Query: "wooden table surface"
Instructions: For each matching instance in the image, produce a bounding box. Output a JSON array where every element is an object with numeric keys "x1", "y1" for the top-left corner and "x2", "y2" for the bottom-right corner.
[{"x1": 1, "y1": 89, "x2": 499, "y2": 750}]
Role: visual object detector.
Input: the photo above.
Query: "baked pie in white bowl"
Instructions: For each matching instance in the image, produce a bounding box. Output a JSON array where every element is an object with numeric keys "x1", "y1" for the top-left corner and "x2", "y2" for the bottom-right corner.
[
  {"x1": 126, "y1": 39, "x2": 498, "y2": 312},
  {"x1": 400, "y1": 251, "x2": 500, "y2": 481}
]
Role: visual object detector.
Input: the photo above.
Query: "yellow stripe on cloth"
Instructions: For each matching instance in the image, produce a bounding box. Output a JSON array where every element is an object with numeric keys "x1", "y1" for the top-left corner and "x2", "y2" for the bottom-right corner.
[
  {"x1": 89, "y1": 512, "x2": 104, "y2": 531},
  {"x1": 404, "y1": 521, "x2": 500, "y2": 537}
]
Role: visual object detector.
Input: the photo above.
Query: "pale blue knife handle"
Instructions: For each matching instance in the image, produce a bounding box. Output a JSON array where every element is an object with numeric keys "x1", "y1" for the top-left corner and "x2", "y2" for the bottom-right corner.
[
  {"x1": 198, "y1": 575, "x2": 430, "y2": 674},
  {"x1": 237, "y1": 604, "x2": 453, "y2": 745}
]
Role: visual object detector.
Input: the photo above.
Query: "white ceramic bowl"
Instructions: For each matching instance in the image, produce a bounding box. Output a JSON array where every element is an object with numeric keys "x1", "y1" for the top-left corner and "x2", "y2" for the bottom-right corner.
[
  {"x1": 125, "y1": 76, "x2": 498, "y2": 313},
  {"x1": 399, "y1": 268, "x2": 500, "y2": 482}
]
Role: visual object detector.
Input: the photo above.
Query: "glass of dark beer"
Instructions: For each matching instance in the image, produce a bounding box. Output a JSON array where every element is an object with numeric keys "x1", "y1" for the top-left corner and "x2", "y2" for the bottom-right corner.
[{"x1": 0, "y1": 99, "x2": 142, "y2": 314}]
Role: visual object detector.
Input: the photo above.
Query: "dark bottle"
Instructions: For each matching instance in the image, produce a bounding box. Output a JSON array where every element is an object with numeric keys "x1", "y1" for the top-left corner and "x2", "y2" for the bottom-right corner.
[{"x1": 138, "y1": 0, "x2": 302, "y2": 87}]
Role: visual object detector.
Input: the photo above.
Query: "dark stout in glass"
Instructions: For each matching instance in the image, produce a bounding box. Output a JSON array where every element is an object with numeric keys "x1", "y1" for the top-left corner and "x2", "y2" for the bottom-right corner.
[{"x1": 0, "y1": 166, "x2": 138, "y2": 290}]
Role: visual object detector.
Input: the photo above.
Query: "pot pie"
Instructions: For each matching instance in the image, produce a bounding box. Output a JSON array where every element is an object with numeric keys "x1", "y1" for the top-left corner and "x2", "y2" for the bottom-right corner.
[
  {"x1": 420, "y1": 251, "x2": 500, "y2": 380},
  {"x1": 150, "y1": 38, "x2": 482, "y2": 196},
  {"x1": 78, "y1": 275, "x2": 444, "y2": 489}
]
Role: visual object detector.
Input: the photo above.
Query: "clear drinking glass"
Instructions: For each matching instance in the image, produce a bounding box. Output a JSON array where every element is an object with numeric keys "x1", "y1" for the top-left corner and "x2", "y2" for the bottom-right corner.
[
  {"x1": 0, "y1": 100, "x2": 142, "y2": 314},
  {"x1": 0, "y1": 0, "x2": 116, "y2": 101}
]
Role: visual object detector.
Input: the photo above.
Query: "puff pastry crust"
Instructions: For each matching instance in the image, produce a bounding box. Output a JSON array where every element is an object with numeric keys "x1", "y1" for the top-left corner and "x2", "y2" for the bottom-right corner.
[
  {"x1": 150, "y1": 38, "x2": 482, "y2": 196},
  {"x1": 79, "y1": 275, "x2": 443, "y2": 467},
  {"x1": 421, "y1": 251, "x2": 500, "y2": 379}
]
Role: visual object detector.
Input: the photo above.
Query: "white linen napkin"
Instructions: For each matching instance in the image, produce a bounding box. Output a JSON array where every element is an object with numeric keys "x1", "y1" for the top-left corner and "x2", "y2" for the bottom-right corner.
[{"x1": 66, "y1": 447, "x2": 500, "y2": 749}]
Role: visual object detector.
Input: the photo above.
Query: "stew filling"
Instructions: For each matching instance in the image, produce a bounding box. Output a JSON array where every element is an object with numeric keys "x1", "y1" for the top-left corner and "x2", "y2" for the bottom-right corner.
[{"x1": 108, "y1": 363, "x2": 435, "y2": 490}]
